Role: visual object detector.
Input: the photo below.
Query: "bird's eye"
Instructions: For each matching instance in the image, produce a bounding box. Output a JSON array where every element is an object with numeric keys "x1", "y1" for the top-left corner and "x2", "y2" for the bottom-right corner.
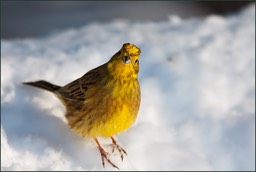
[{"x1": 123, "y1": 56, "x2": 131, "y2": 64}]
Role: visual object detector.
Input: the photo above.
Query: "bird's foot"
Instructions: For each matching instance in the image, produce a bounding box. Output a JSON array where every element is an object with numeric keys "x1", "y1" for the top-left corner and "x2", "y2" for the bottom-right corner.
[
  {"x1": 111, "y1": 137, "x2": 127, "y2": 161},
  {"x1": 95, "y1": 138, "x2": 119, "y2": 169}
]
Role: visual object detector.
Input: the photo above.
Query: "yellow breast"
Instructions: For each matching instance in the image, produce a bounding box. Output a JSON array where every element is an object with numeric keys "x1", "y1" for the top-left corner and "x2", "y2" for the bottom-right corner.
[
  {"x1": 88, "y1": 80, "x2": 141, "y2": 137},
  {"x1": 66, "y1": 79, "x2": 141, "y2": 138}
]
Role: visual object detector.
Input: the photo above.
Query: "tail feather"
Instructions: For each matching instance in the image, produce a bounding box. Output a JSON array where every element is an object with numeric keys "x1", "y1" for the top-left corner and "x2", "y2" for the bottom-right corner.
[{"x1": 23, "y1": 80, "x2": 61, "y2": 92}]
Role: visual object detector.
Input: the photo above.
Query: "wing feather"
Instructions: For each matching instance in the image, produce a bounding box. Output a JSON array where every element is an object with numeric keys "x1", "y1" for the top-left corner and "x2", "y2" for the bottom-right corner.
[{"x1": 57, "y1": 64, "x2": 106, "y2": 101}]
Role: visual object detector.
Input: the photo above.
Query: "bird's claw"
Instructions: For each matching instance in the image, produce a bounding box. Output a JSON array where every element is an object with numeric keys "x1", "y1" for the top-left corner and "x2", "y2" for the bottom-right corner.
[
  {"x1": 110, "y1": 137, "x2": 127, "y2": 161},
  {"x1": 98, "y1": 146, "x2": 119, "y2": 169}
]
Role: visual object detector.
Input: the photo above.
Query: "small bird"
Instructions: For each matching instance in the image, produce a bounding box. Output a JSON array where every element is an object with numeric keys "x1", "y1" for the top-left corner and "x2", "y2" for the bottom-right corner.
[{"x1": 23, "y1": 43, "x2": 141, "y2": 169}]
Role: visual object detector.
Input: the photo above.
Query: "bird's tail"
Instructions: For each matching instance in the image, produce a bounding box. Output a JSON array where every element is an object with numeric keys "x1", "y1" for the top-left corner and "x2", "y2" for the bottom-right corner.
[{"x1": 23, "y1": 80, "x2": 61, "y2": 92}]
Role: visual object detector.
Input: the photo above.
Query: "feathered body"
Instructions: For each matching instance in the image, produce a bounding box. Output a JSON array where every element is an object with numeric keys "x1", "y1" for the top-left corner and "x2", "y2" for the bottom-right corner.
[{"x1": 24, "y1": 43, "x2": 141, "y2": 139}]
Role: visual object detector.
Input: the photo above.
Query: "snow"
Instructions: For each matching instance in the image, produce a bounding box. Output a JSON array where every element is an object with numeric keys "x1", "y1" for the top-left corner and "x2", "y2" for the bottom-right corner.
[{"x1": 1, "y1": 4, "x2": 255, "y2": 171}]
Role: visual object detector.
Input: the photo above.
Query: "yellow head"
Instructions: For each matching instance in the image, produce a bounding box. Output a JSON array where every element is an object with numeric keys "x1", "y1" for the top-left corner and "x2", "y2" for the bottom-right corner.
[{"x1": 107, "y1": 43, "x2": 141, "y2": 79}]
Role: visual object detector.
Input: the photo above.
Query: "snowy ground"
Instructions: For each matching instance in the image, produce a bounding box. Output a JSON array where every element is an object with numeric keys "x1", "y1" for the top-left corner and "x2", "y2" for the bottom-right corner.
[{"x1": 1, "y1": 4, "x2": 255, "y2": 171}]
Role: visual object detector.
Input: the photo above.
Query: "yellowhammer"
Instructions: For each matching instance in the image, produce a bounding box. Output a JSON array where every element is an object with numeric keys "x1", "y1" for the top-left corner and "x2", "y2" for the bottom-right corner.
[{"x1": 23, "y1": 43, "x2": 141, "y2": 169}]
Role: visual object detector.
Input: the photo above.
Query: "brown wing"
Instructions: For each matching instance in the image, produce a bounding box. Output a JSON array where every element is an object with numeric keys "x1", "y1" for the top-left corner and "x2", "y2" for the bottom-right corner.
[{"x1": 57, "y1": 64, "x2": 106, "y2": 102}]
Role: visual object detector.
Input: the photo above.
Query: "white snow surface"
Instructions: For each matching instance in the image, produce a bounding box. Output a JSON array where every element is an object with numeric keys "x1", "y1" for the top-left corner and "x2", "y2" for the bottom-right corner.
[{"x1": 1, "y1": 4, "x2": 255, "y2": 171}]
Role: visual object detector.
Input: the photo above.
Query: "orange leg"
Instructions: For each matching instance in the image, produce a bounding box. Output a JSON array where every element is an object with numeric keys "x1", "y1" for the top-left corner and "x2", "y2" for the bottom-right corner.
[
  {"x1": 111, "y1": 136, "x2": 127, "y2": 161},
  {"x1": 94, "y1": 138, "x2": 119, "y2": 169}
]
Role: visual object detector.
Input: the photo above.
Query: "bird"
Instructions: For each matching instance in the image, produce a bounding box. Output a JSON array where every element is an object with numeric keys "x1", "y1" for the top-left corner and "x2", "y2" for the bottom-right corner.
[{"x1": 23, "y1": 43, "x2": 141, "y2": 169}]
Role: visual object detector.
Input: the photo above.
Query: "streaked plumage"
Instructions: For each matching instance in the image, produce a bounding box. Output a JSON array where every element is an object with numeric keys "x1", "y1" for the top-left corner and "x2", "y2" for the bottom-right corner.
[{"x1": 23, "y1": 43, "x2": 141, "y2": 169}]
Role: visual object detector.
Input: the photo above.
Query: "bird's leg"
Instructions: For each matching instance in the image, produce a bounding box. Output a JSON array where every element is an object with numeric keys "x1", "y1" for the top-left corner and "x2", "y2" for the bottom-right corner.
[
  {"x1": 110, "y1": 136, "x2": 127, "y2": 161},
  {"x1": 94, "y1": 138, "x2": 119, "y2": 169}
]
